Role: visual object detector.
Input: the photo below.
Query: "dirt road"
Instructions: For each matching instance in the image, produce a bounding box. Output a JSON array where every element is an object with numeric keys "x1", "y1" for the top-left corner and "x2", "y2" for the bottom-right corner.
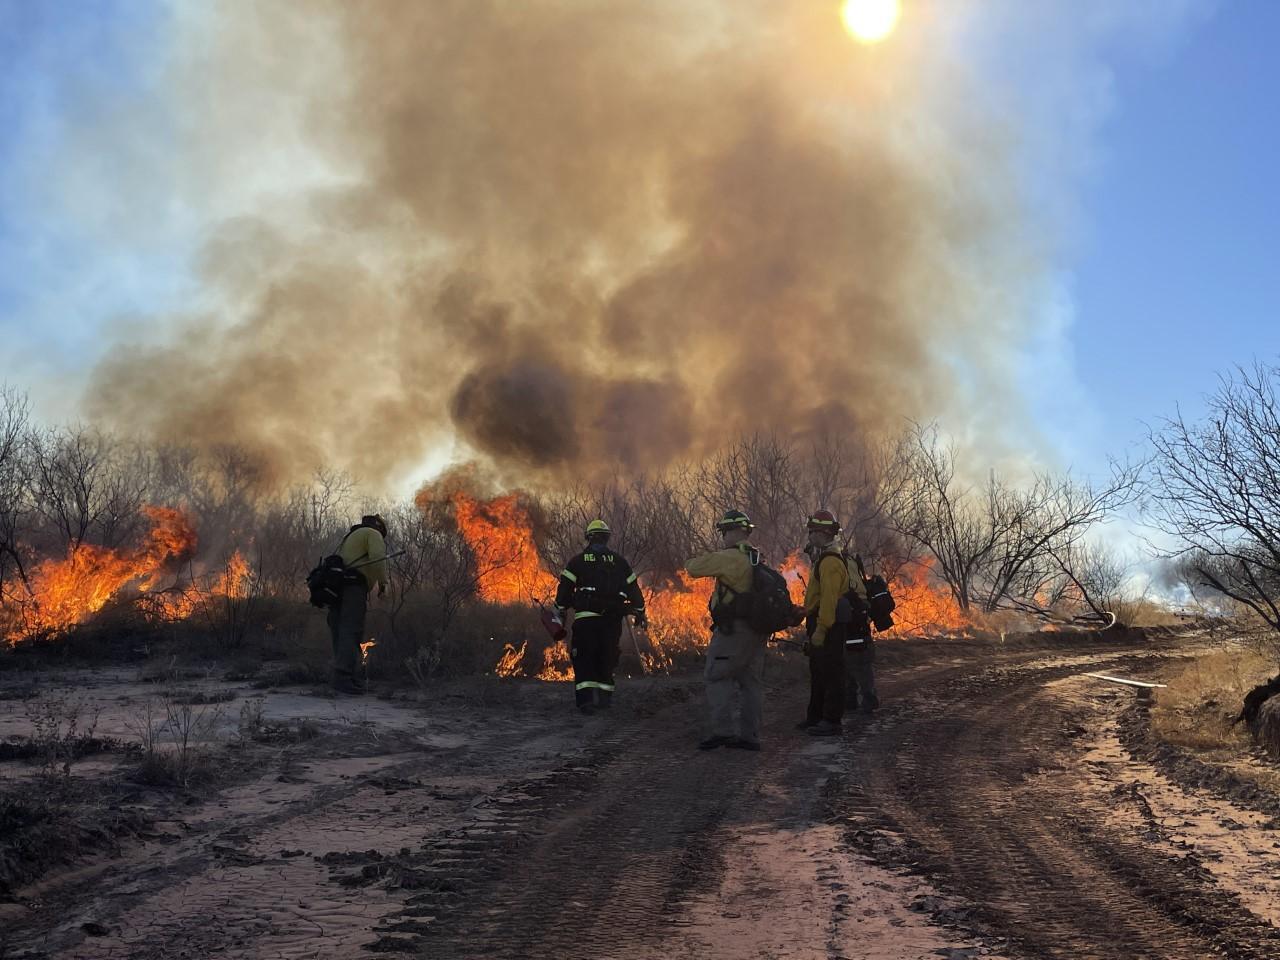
[{"x1": 4, "y1": 631, "x2": 1280, "y2": 959}]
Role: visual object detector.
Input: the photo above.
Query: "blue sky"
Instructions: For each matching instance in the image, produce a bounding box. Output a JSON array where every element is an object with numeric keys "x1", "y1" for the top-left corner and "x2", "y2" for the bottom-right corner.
[
  {"x1": 1, "y1": 0, "x2": 1277, "y2": 483},
  {"x1": 1069, "y1": 0, "x2": 1280, "y2": 452},
  {"x1": 0, "y1": 0, "x2": 186, "y2": 376}
]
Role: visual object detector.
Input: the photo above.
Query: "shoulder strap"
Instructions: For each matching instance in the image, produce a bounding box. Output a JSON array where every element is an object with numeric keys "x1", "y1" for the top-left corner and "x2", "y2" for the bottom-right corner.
[
  {"x1": 336, "y1": 527, "x2": 368, "y2": 566},
  {"x1": 720, "y1": 545, "x2": 760, "y2": 599}
]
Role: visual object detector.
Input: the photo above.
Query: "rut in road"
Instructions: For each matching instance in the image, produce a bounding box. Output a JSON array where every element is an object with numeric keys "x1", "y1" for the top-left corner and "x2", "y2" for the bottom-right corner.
[
  {"x1": 836, "y1": 649, "x2": 1280, "y2": 960},
  {"x1": 390, "y1": 690, "x2": 800, "y2": 959}
]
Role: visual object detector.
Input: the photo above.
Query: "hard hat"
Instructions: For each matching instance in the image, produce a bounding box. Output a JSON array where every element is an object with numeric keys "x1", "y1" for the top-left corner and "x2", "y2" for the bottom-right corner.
[
  {"x1": 715, "y1": 509, "x2": 754, "y2": 533},
  {"x1": 584, "y1": 519, "x2": 611, "y2": 539},
  {"x1": 806, "y1": 510, "x2": 841, "y2": 535}
]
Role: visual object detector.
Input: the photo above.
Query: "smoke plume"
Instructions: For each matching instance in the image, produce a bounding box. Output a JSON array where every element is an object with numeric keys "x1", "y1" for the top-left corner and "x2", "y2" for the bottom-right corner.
[{"x1": 85, "y1": 0, "x2": 1043, "y2": 491}]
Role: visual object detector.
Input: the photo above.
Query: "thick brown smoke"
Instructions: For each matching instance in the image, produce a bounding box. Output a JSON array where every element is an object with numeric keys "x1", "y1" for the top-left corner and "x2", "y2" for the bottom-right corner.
[{"x1": 86, "y1": 0, "x2": 1039, "y2": 492}]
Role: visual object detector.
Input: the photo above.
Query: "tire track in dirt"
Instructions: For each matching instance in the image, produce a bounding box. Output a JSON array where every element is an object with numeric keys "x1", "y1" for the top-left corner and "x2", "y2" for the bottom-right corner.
[
  {"x1": 376, "y1": 692, "x2": 765, "y2": 958},
  {"x1": 834, "y1": 646, "x2": 1280, "y2": 960}
]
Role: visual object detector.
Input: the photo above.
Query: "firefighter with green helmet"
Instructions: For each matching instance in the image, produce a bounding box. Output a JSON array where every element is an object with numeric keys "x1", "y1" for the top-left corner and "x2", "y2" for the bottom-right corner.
[{"x1": 554, "y1": 519, "x2": 647, "y2": 714}]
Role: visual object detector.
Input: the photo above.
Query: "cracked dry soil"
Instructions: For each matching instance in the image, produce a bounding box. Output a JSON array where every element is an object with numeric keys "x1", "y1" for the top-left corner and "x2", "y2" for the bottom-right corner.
[{"x1": 3, "y1": 631, "x2": 1279, "y2": 959}]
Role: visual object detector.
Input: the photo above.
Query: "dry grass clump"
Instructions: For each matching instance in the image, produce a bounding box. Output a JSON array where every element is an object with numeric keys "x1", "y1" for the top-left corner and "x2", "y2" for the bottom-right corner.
[
  {"x1": 1151, "y1": 647, "x2": 1275, "y2": 752},
  {"x1": 1110, "y1": 597, "x2": 1186, "y2": 629}
]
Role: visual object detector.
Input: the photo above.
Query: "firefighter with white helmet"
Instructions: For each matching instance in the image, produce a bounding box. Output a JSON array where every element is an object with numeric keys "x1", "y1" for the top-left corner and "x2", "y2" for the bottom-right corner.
[{"x1": 554, "y1": 519, "x2": 646, "y2": 714}]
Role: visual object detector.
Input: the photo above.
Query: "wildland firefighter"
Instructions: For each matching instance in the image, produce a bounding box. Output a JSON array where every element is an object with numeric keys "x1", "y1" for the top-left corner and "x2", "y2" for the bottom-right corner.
[
  {"x1": 845, "y1": 555, "x2": 881, "y2": 713},
  {"x1": 328, "y1": 514, "x2": 390, "y2": 695},
  {"x1": 554, "y1": 519, "x2": 647, "y2": 714},
  {"x1": 798, "y1": 510, "x2": 849, "y2": 736},
  {"x1": 685, "y1": 509, "x2": 771, "y2": 751}
]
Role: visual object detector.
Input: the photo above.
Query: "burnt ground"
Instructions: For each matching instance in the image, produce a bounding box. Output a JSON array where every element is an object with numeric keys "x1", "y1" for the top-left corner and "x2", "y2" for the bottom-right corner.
[{"x1": 2, "y1": 630, "x2": 1279, "y2": 959}]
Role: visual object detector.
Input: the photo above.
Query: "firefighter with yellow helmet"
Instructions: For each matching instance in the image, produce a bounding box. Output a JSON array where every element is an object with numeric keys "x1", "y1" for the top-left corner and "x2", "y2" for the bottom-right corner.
[
  {"x1": 799, "y1": 509, "x2": 850, "y2": 736},
  {"x1": 553, "y1": 519, "x2": 647, "y2": 714}
]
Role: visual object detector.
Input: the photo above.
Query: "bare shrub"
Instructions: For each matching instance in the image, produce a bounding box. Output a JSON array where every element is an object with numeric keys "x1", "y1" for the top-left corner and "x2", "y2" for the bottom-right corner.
[
  {"x1": 22, "y1": 690, "x2": 102, "y2": 778},
  {"x1": 886, "y1": 421, "x2": 1139, "y2": 617},
  {"x1": 0, "y1": 384, "x2": 34, "y2": 611},
  {"x1": 1147, "y1": 362, "x2": 1280, "y2": 659},
  {"x1": 233, "y1": 695, "x2": 318, "y2": 743},
  {"x1": 126, "y1": 694, "x2": 226, "y2": 787},
  {"x1": 237, "y1": 696, "x2": 267, "y2": 741}
]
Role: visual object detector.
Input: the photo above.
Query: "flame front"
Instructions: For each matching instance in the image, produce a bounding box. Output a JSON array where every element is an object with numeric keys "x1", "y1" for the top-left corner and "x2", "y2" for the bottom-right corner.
[
  {"x1": 880, "y1": 557, "x2": 970, "y2": 636},
  {"x1": 143, "y1": 549, "x2": 254, "y2": 622},
  {"x1": 451, "y1": 493, "x2": 556, "y2": 604},
  {"x1": 4, "y1": 506, "x2": 198, "y2": 643}
]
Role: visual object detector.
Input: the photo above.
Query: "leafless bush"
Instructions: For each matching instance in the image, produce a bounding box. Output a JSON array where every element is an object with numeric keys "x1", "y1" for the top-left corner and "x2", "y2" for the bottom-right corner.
[
  {"x1": 886, "y1": 421, "x2": 1139, "y2": 617},
  {"x1": 0, "y1": 385, "x2": 34, "y2": 610},
  {"x1": 1147, "y1": 363, "x2": 1280, "y2": 659},
  {"x1": 237, "y1": 696, "x2": 267, "y2": 741},
  {"x1": 127, "y1": 693, "x2": 227, "y2": 787},
  {"x1": 27, "y1": 423, "x2": 156, "y2": 554},
  {"x1": 22, "y1": 690, "x2": 102, "y2": 778}
]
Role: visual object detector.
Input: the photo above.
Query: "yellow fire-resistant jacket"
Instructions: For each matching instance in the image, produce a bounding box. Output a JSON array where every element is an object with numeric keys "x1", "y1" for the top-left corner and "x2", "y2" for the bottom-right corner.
[
  {"x1": 338, "y1": 526, "x2": 389, "y2": 592},
  {"x1": 803, "y1": 551, "x2": 850, "y2": 646},
  {"x1": 685, "y1": 543, "x2": 755, "y2": 612}
]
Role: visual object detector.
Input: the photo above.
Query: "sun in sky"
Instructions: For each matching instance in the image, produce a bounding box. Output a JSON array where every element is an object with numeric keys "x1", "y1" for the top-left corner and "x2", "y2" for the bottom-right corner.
[{"x1": 841, "y1": 0, "x2": 901, "y2": 44}]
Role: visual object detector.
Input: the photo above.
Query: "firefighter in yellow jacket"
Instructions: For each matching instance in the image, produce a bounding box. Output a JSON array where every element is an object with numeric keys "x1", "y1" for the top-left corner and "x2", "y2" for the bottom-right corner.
[
  {"x1": 685, "y1": 509, "x2": 766, "y2": 751},
  {"x1": 554, "y1": 520, "x2": 647, "y2": 714},
  {"x1": 329, "y1": 514, "x2": 390, "y2": 695},
  {"x1": 799, "y1": 510, "x2": 850, "y2": 736}
]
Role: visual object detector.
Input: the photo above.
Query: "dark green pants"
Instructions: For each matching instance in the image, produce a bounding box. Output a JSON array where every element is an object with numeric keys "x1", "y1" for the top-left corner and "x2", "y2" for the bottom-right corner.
[
  {"x1": 806, "y1": 623, "x2": 847, "y2": 724},
  {"x1": 327, "y1": 581, "x2": 368, "y2": 684}
]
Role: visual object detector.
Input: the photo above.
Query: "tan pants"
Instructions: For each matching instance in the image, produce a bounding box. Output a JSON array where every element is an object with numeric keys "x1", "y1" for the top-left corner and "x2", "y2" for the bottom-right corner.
[{"x1": 704, "y1": 626, "x2": 766, "y2": 741}]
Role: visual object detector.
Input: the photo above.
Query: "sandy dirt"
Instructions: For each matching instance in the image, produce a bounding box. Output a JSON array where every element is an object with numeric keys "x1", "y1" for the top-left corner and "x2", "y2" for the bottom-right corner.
[{"x1": 2, "y1": 632, "x2": 1278, "y2": 959}]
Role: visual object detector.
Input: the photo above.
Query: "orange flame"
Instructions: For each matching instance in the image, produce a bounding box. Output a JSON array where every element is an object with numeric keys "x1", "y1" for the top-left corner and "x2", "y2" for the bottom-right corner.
[
  {"x1": 4, "y1": 506, "x2": 198, "y2": 643},
  {"x1": 879, "y1": 556, "x2": 970, "y2": 636},
  {"x1": 779, "y1": 549, "x2": 808, "y2": 605},
  {"x1": 534, "y1": 640, "x2": 573, "y2": 681},
  {"x1": 494, "y1": 640, "x2": 527, "y2": 677},
  {"x1": 451, "y1": 493, "x2": 556, "y2": 604},
  {"x1": 143, "y1": 549, "x2": 254, "y2": 622},
  {"x1": 642, "y1": 570, "x2": 713, "y2": 670},
  {"x1": 360, "y1": 639, "x2": 376, "y2": 666}
]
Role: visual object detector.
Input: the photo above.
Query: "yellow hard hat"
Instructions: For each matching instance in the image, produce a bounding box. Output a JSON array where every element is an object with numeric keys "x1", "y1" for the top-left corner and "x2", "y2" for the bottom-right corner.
[{"x1": 584, "y1": 519, "x2": 611, "y2": 538}]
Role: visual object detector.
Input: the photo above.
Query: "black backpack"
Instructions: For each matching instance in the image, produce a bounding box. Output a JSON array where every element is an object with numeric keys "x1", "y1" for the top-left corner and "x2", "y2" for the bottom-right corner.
[
  {"x1": 863, "y1": 573, "x2": 896, "y2": 632},
  {"x1": 723, "y1": 551, "x2": 797, "y2": 636},
  {"x1": 306, "y1": 555, "x2": 349, "y2": 608},
  {"x1": 305, "y1": 531, "x2": 358, "y2": 609}
]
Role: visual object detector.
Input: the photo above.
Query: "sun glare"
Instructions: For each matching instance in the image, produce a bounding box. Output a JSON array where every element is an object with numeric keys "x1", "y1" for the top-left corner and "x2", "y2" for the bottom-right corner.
[{"x1": 841, "y1": 0, "x2": 901, "y2": 44}]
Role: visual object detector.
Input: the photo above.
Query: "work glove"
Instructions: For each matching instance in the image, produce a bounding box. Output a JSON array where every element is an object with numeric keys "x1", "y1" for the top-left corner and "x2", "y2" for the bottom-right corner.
[
  {"x1": 810, "y1": 626, "x2": 827, "y2": 648},
  {"x1": 790, "y1": 604, "x2": 806, "y2": 627},
  {"x1": 632, "y1": 609, "x2": 649, "y2": 629}
]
